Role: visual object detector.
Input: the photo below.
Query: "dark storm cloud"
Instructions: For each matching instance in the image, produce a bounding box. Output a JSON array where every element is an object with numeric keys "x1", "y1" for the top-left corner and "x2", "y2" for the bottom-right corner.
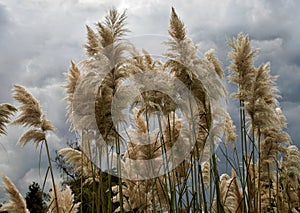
[
  {"x1": 170, "y1": 0, "x2": 300, "y2": 148},
  {"x1": 289, "y1": 55, "x2": 300, "y2": 67},
  {"x1": 0, "y1": 3, "x2": 19, "y2": 102}
]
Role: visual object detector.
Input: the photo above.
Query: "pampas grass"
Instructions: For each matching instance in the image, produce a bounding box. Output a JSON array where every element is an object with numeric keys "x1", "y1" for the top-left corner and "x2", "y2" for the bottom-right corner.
[
  {"x1": 48, "y1": 184, "x2": 80, "y2": 213},
  {"x1": 227, "y1": 32, "x2": 294, "y2": 213},
  {"x1": 0, "y1": 176, "x2": 29, "y2": 213},
  {"x1": 0, "y1": 103, "x2": 17, "y2": 136},
  {"x1": 1, "y1": 7, "x2": 300, "y2": 213},
  {"x1": 12, "y1": 84, "x2": 60, "y2": 213},
  {"x1": 65, "y1": 61, "x2": 81, "y2": 127},
  {"x1": 205, "y1": 49, "x2": 224, "y2": 78},
  {"x1": 58, "y1": 147, "x2": 94, "y2": 178},
  {"x1": 168, "y1": 7, "x2": 186, "y2": 41},
  {"x1": 228, "y1": 33, "x2": 257, "y2": 101},
  {"x1": 12, "y1": 85, "x2": 54, "y2": 146},
  {"x1": 215, "y1": 171, "x2": 243, "y2": 213},
  {"x1": 19, "y1": 129, "x2": 46, "y2": 147},
  {"x1": 13, "y1": 85, "x2": 45, "y2": 129}
]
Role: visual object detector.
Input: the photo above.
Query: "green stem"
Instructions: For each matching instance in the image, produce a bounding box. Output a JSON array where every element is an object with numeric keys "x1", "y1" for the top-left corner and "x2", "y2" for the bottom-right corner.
[
  {"x1": 239, "y1": 99, "x2": 249, "y2": 212},
  {"x1": 258, "y1": 130, "x2": 261, "y2": 213},
  {"x1": 252, "y1": 126, "x2": 256, "y2": 212},
  {"x1": 106, "y1": 146, "x2": 112, "y2": 213},
  {"x1": 44, "y1": 139, "x2": 60, "y2": 213},
  {"x1": 116, "y1": 127, "x2": 123, "y2": 213}
]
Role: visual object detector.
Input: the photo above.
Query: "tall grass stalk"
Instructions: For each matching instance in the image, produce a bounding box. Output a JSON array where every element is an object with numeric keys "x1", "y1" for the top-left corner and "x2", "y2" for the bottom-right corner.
[{"x1": 44, "y1": 139, "x2": 60, "y2": 213}]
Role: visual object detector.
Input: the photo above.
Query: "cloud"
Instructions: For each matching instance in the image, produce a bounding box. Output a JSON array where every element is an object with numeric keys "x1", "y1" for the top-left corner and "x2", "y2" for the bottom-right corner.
[
  {"x1": 277, "y1": 64, "x2": 300, "y2": 103},
  {"x1": 281, "y1": 101, "x2": 300, "y2": 146},
  {"x1": 0, "y1": 123, "x2": 65, "y2": 198},
  {"x1": 0, "y1": 3, "x2": 10, "y2": 32}
]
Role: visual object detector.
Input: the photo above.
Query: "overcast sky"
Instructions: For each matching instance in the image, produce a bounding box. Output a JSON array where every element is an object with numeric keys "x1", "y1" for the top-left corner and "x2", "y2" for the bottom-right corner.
[{"x1": 0, "y1": 0, "x2": 300, "y2": 200}]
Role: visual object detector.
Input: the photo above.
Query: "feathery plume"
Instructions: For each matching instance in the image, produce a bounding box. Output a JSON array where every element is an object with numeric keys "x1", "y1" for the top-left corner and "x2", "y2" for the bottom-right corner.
[
  {"x1": 12, "y1": 85, "x2": 43, "y2": 128},
  {"x1": 129, "y1": 52, "x2": 177, "y2": 116},
  {"x1": 165, "y1": 8, "x2": 208, "y2": 152},
  {"x1": 64, "y1": 61, "x2": 81, "y2": 129},
  {"x1": 95, "y1": 8, "x2": 129, "y2": 49},
  {"x1": 0, "y1": 176, "x2": 29, "y2": 213},
  {"x1": 80, "y1": 8, "x2": 131, "y2": 143},
  {"x1": 279, "y1": 145, "x2": 300, "y2": 211},
  {"x1": 12, "y1": 85, "x2": 59, "y2": 211},
  {"x1": 202, "y1": 161, "x2": 210, "y2": 187},
  {"x1": 112, "y1": 178, "x2": 168, "y2": 212},
  {"x1": 169, "y1": 7, "x2": 186, "y2": 40},
  {"x1": 224, "y1": 112, "x2": 237, "y2": 147},
  {"x1": 281, "y1": 145, "x2": 300, "y2": 182},
  {"x1": 58, "y1": 147, "x2": 93, "y2": 177},
  {"x1": 19, "y1": 129, "x2": 45, "y2": 147},
  {"x1": 205, "y1": 49, "x2": 224, "y2": 78},
  {"x1": 228, "y1": 33, "x2": 257, "y2": 101},
  {"x1": 41, "y1": 114, "x2": 54, "y2": 131},
  {"x1": 275, "y1": 107, "x2": 288, "y2": 129},
  {"x1": 228, "y1": 33, "x2": 292, "y2": 212},
  {"x1": 0, "y1": 103, "x2": 17, "y2": 136},
  {"x1": 252, "y1": 63, "x2": 279, "y2": 106},
  {"x1": 165, "y1": 7, "x2": 227, "y2": 164},
  {"x1": 246, "y1": 63, "x2": 280, "y2": 132},
  {"x1": 12, "y1": 85, "x2": 54, "y2": 146},
  {"x1": 215, "y1": 172, "x2": 243, "y2": 213},
  {"x1": 47, "y1": 184, "x2": 80, "y2": 213},
  {"x1": 84, "y1": 25, "x2": 101, "y2": 57},
  {"x1": 125, "y1": 110, "x2": 182, "y2": 162}
]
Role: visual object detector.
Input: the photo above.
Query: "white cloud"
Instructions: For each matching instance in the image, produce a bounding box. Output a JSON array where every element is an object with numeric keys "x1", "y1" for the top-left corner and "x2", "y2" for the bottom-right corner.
[
  {"x1": 17, "y1": 167, "x2": 62, "y2": 197},
  {"x1": 252, "y1": 38, "x2": 283, "y2": 53}
]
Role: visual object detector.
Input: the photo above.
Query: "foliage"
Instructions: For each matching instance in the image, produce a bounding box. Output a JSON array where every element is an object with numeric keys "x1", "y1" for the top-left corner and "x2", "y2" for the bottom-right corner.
[
  {"x1": 25, "y1": 182, "x2": 48, "y2": 213},
  {"x1": 55, "y1": 140, "x2": 119, "y2": 212}
]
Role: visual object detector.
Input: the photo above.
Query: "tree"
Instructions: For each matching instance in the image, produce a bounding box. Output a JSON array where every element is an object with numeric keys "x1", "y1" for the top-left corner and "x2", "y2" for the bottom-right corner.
[
  {"x1": 54, "y1": 140, "x2": 119, "y2": 212},
  {"x1": 25, "y1": 182, "x2": 48, "y2": 213}
]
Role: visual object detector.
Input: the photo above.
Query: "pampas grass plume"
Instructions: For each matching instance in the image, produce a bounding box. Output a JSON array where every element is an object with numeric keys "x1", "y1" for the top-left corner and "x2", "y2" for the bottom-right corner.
[
  {"x1": 0, "y1": 176, "x2": 29, "y2": 213},
  {"x1": 0, "y1": 103, "x2": 17, "y2": 136},
  {"x1": 48, "y1": 184, "x2": 80, "y2": 213}
]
